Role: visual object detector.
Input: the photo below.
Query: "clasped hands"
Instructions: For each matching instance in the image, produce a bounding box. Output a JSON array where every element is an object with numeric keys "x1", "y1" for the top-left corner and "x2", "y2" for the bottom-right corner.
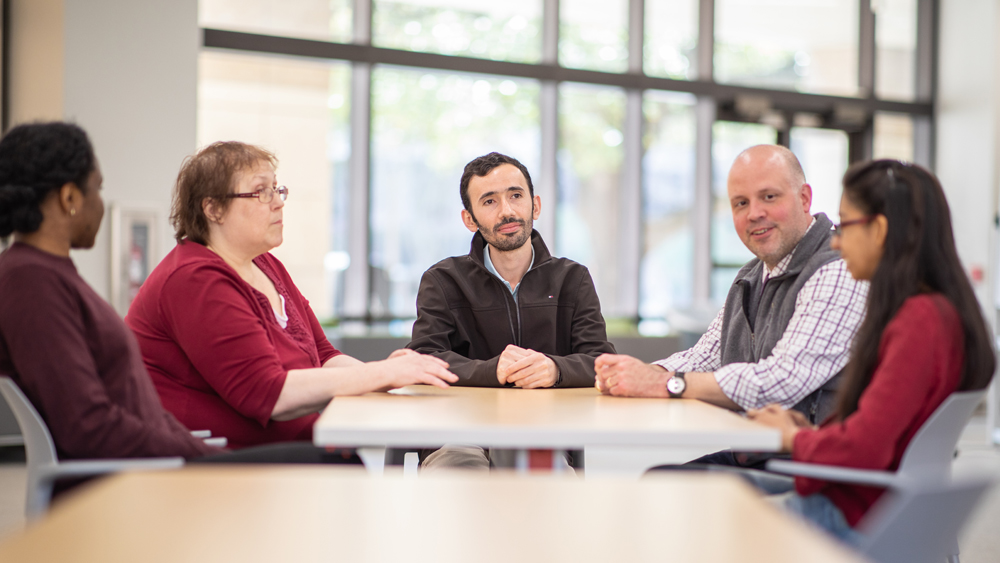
[
  {"x1": 746, "y1": 404, "x2": 816, "y2": 452},
  {"x1": 496, "y1": 344, "x2": 559, "y2": 388}
]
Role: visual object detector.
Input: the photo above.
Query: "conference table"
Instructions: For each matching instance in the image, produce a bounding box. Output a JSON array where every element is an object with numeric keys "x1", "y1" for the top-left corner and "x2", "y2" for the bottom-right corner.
[
  {"x1": 0, "y1": 467, "x2": 866, "y2": 563},
  {"x1": 314, "y1": 385, "x2": 781, "y2": 477}
]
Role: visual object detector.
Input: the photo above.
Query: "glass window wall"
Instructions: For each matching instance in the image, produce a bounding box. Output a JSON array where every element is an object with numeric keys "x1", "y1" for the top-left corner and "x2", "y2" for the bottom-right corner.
[
  {"x1": 198, "y1": 0, "x2": 937, "y2": 327},
  {"x1": 198, "y1": 50, "x2": 352, "y2": 320},
  {"x1": 644, "y1": 0, "x2": 699, "y2": 80},
  {"x1": 873, "y1": 112, "x2": 915, "y2": 161},
  {"x1": 640, "y1": 92, "x2": 696, "y2": 321},
  {"x1": 789, "y1": 127, "x2": 849, "y2": 222},
  {"x1": 200, "y1": 0, "x2": 353, "y2": 43},
  {"x1": 557, "y1": 83, "x2": 626, "y2": 314},
  {"x1": 875, "y1": 0, "x2": 918, "y2": 101},
  {"x1": 715, "y1": 0, "x2": 859, "y2": 96},
  {"x1": 560, "y1": 0, "x2": 629, "y2": 73},
  {"x1": 372, "y1": 0, "x2": 543, "y2": 62},
  {"x1": 370, "y1": 67, "x2": 541, "y2": 318}
]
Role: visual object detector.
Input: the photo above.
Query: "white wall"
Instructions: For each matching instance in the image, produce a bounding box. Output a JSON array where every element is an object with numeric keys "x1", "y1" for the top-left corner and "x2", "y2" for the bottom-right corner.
[
  {"x1": 936, "y1": 0, "x2": 1000, "y2": 439},
  {"x1": 7, "y1": 0, "x2": 198, "y2": 301},
  {"x1": 936, "y1": 0, "x2": 998, "y2": 315}
]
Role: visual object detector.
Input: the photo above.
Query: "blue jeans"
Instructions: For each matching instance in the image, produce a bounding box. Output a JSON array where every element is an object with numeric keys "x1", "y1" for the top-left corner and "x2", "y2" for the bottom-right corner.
[{"x1": 778, "y1": 492, "x2": 865, "y2": 547}]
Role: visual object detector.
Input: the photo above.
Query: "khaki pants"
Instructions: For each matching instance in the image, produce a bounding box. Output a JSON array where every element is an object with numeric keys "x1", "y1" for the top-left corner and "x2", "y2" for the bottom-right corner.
[{"x1": 420, "y1": 445, "x2": 574, "y2": 474}]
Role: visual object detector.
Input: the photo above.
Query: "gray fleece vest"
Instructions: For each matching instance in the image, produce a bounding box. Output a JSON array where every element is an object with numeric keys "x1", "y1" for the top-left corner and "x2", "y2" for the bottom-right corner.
[{"x1": 719, "y1": 213, "x2": 842, "y2": 424}]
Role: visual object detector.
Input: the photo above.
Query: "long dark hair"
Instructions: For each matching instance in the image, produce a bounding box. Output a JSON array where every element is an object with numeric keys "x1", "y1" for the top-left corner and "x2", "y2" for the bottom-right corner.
[
  {"x1": 0, "y1": 122, "x2": 96, "y2": 237},
  {"x1": 835, "y1": 160, "x2": 995, "y2": 418}
]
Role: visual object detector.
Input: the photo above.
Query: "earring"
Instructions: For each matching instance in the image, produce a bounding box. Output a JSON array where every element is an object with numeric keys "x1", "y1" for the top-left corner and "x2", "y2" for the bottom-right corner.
[{"x1": 70, "y1": 209, "x2": 77, "y2": 216}]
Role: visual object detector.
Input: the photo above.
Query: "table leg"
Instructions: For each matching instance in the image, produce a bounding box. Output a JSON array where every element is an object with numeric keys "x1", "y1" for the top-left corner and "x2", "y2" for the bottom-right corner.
[
  {"x1": 515, "y1": 449, "x2": 529, "y2": 472},
  {"x1": 551, "y1": 449, "x2": 567, "y2": 473},
  {"x1": 403, "y1": 452, "x2": 419, "y2": 479},
  {"x1": 356, "y1": 446, "x2": 387, "y2": 477}
]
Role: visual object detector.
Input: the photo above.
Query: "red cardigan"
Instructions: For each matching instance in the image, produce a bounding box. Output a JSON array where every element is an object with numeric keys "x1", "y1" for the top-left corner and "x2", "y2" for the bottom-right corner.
[
  {"x1": 792, "y1": 293, "x2": 965, "y2": 527},
  {"x1": 126, "y1": 242, "x2": 341, "y2": 448}
]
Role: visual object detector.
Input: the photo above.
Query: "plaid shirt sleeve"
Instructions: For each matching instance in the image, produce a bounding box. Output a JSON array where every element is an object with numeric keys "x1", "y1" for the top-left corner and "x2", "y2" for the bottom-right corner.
[
  {"x1": 653, "y1": 308, "x2": 726, "y2": 373},
  {"x1": 712, "y1": 259, "x2": 868, "y2": 410}
]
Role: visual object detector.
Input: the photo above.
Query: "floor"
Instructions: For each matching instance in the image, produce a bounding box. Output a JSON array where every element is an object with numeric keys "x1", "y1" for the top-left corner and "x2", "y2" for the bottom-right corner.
[{"x1": 1, "y1": 424, "x2": 999, "y2": 561}]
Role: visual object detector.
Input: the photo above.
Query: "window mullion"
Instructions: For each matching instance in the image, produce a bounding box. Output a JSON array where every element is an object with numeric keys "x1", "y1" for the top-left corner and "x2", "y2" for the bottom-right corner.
[{"x1": 343, "y1": 0, "x2": 373, "y2": 321}]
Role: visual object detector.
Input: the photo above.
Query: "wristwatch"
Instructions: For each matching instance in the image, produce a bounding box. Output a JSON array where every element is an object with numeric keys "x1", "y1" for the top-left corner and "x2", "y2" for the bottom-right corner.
[{"x1": 666, "y1": 371, "x2": 687, "y2": 398}]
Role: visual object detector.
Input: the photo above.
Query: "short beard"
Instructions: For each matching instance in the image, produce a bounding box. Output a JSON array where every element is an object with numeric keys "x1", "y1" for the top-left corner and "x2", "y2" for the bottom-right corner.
[
  {"x1": 755, "y1": 227, "x2": 805, "y2": 269},
  {"x1": 474, "y1": 216, "x2": 533, "y2": 252}
]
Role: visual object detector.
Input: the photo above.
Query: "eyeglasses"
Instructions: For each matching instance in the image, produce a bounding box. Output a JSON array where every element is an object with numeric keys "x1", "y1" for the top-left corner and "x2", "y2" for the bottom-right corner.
[
  {"x1": 831, "y1": 216, "x2": 875, "y2": 236},
  {"x1": 226, "y1": 186, "x2": 288, "y2": 204}
]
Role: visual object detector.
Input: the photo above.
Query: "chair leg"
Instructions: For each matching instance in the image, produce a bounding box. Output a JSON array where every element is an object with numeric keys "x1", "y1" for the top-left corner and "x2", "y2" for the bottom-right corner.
[
  {"x1": 946, "y1": 533, "x2": 960, "y2": 563},
  {"x1": 25, "y1": 474, "x2": 53, "y2": 520},
  {"x1": 403, "y1": 452, "x2": 419, "y2": 479}
]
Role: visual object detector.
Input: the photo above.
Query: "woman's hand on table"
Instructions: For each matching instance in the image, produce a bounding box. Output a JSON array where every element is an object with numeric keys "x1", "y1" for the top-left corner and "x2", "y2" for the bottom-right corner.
[
  {"x1": 376, "y1": 351, "x2": 457, "y2": 390},
  {"x1": 745, "y1": 404, "x2": 815, "y2": 453}
]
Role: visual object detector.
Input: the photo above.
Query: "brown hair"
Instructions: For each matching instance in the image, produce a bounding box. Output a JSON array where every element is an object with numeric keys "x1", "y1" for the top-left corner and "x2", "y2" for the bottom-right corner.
[{"x1": 171, "y1": 141, "x2": 277, "y2": 245}]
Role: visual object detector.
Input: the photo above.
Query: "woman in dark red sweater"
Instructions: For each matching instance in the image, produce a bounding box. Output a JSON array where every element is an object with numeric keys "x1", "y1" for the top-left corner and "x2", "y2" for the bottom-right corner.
[
  {"x1": 749, "y1": 160, "x2": 995, "y2": 543},
  {"x1": 0, "y1": 123, "x2": 220, "y2": 461}
]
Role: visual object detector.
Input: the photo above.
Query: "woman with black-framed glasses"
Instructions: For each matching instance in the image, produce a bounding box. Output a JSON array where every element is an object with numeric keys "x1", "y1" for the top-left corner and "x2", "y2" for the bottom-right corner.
[
  {"x1": 749, "y1": 160, "x2": 995, "y2": 545},
  {"x1": 126, "y1": 142, "x2": 456, "y2": 450}
]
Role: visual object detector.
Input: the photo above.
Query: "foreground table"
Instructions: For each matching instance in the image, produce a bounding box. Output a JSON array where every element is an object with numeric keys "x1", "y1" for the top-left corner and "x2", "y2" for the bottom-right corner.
[
  {"x1": 314, "y1": 385, "x2": 780, "y2": 477},
  {"x1": 0, "y1": 467, "x2": 865, "y2": 563}
]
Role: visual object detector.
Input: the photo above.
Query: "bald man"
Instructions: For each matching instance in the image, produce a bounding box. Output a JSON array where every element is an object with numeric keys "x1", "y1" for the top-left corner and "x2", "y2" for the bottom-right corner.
[{"x1": 595, "y1": 145, "x2": 868, "y2": 468}]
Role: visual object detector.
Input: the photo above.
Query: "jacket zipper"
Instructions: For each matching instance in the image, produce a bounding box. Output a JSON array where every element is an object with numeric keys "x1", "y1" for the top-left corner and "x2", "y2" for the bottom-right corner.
[{"x1": 478, "y1": 255, "x2": 543, "y2": 348}]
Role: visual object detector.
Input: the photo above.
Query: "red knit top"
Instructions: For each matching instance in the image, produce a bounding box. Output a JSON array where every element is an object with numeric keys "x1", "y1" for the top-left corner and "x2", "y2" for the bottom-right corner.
[{"x1": 792, "y1": 293, "x2": 965, "y2": 527}]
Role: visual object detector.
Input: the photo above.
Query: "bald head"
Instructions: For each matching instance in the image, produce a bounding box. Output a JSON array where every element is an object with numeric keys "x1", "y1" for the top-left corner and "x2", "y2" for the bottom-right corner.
[
  {"x1": 726, "y1": 144, "x2": 813, "y2": 268},
  {"x1": 730, "y1": 144, "x2": 806, "y2": 187}
]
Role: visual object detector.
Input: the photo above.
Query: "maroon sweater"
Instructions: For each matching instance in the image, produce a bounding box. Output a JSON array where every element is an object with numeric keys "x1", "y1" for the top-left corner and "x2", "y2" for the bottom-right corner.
[
  {"x1": 0, "y1": 243, "x2": 218, "y2": 460},
  {"x1": 126, "y1": 242, "x2": 340, "y2": 449},
  {"x1": 793, "y1": 294, "x2": 965, "y2": 527}
]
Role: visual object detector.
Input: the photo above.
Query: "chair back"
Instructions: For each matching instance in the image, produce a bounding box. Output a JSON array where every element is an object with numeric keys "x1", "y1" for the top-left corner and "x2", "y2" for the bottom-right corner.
[
  {"x1": 860, "y1": 475, "x2": 994, "y2": 563},
  {"x1": 896, "y1": 389, "x2": 986, "y2": 482},
  {"x1": 0, "y1": 376, "x2": 59, "y2": 471}
]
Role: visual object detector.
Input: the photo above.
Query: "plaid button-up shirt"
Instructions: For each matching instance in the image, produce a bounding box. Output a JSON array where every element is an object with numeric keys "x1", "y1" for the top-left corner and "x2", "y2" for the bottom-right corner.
[{"x1": 655, "y1": 253, "x2": 868, "y2": 411}]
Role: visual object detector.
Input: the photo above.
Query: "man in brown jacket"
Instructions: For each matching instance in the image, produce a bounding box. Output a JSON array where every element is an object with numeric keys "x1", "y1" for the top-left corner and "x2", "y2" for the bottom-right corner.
[{"x1": 407, "y1": 152, "x2": 615, "y2": 469}]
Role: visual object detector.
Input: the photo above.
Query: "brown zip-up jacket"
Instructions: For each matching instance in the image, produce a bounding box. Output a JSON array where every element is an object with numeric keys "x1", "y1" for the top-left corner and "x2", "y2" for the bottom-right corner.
[{"x1": 407, "y1": 230, "x2": 615, "y2": 387}]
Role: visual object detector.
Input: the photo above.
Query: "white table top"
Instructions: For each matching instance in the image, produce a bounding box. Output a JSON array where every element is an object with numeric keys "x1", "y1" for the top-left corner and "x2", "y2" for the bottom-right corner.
[
  {"x1": 0, "y1": 467, "x2": 866, "y2": 563},
  {"x1": 314, "y1": 385, "x2": 780, "y2": 452}
]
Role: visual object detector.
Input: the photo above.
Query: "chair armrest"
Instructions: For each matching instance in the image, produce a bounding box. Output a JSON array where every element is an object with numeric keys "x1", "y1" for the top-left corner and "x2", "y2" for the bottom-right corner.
[
  {"x1": 38, "y1": 457, "x2": 184, "y2": 480},
  {"x1": 766, "y1": 459, "x2": 900, "y2": 487},
  {"x1": 203, "y1": 437, "x2": 227, "y2": 448}
]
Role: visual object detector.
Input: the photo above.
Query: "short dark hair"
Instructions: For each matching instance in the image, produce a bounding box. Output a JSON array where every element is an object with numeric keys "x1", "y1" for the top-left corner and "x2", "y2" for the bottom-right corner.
[
  {"x1": 171, "y1": 141, "x2": 277, "y2": 245},
  {"x1": 0, "y1": 122, "x2": 96, "y2": 237},
  {"x1": 459, "y1": 152, "x2": 534, "y2": 213}
]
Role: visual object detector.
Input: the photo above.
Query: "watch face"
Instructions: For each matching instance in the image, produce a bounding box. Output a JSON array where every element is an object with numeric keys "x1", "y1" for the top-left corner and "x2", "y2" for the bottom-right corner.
[{"x1": 667, "y1": 376, "x2": 685, "y2": 395}]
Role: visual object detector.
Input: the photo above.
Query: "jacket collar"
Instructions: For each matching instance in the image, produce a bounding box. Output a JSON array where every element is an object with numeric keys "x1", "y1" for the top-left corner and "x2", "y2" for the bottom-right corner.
[{"x1": 469, "y1": 229, "x2": 553, "y2": 270}]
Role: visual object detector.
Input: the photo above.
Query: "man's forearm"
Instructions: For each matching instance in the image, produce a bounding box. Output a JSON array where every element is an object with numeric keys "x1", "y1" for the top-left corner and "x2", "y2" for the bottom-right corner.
[{"x1": 683, "y1": 372, "x2": 742, "y2": 410}]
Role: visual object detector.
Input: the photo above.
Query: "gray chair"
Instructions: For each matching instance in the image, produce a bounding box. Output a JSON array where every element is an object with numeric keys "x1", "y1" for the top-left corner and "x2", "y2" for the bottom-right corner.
[
  {"x1": 0, "y1": 376, "x2": 184, "y2": 519},
  {"x1": 767, "y1": 389, "x2": 987, "y2": 563},
  {"x1": 858, "y1": 475, "x2": 994, "y2": 563},
  {"x1": 0, "y1": 390, "x2": 23, "y2": 446}
]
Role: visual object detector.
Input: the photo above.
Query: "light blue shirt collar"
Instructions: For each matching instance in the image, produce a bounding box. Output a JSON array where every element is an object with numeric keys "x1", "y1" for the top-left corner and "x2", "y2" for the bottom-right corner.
[{"x1": 483, "y1": 243, "x2": 535, "y2": 301}]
